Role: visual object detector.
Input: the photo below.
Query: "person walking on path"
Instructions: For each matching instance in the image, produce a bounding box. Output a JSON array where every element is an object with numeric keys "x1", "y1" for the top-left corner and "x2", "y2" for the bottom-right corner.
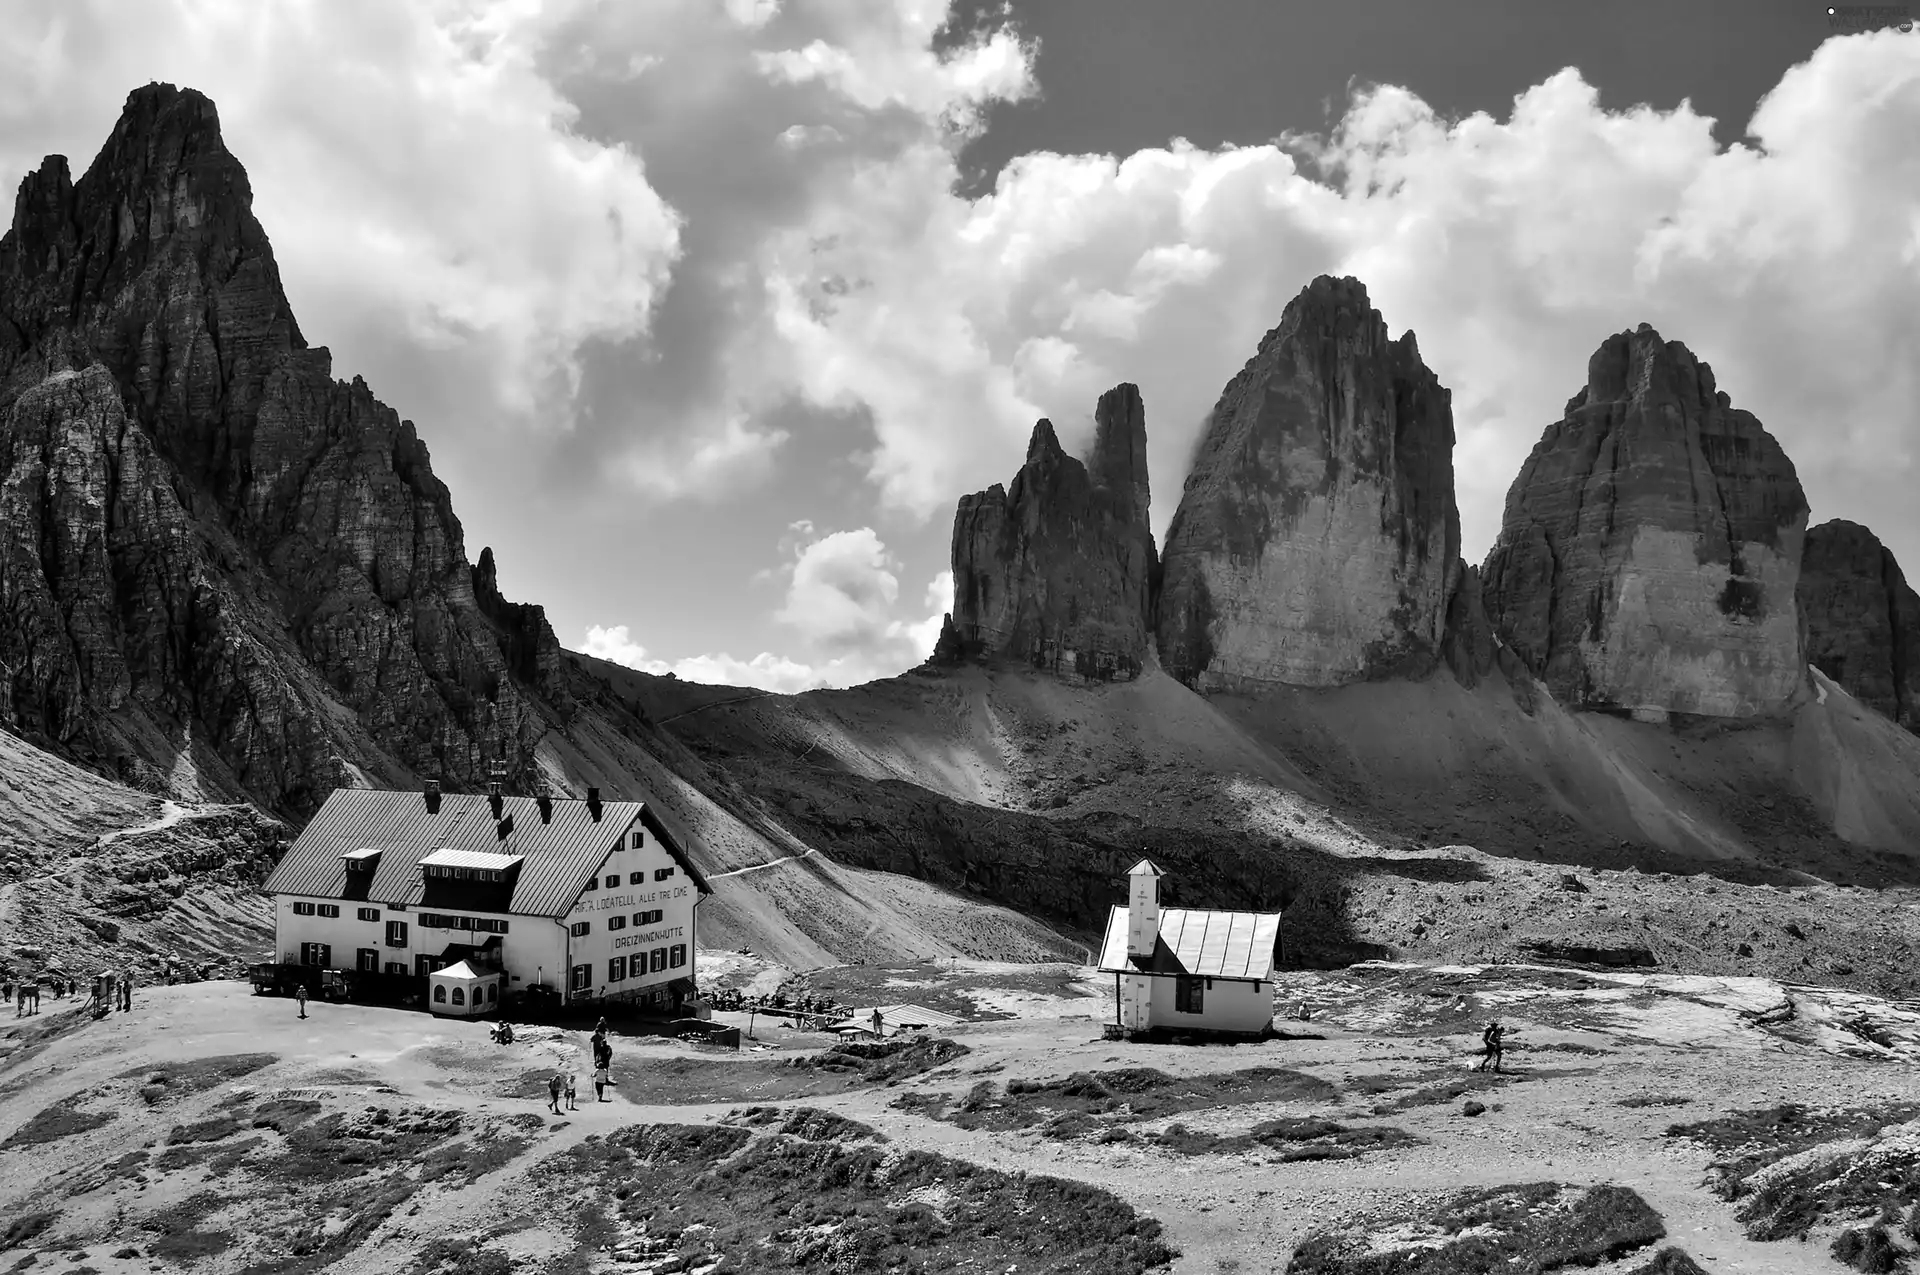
[
  {"x1": 565, "y1": 1073, "x2": 578, "y2": 1111},
  {"x1": 547, "y1": 1073, "x2": 565, "y2": 1115},
  {"x1": 118, "y1": 969, "x2": 133, "y2": 1012},
  {"x1": 593, "y1": 1060, "x2": 610, "y2": 1102},
  {"x1": 1476, "y1": 1021, "x2": 1506, "y2": 1074},
  {"x1": 296, "y1": 984, "x2": 309, "y2": 1019}
]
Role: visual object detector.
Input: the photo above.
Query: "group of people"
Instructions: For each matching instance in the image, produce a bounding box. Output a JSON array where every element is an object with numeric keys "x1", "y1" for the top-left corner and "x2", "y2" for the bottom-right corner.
[
  {"x1": 4, "y1": 970, "x2": 135, "y2": 1017},
  {"x1": 704, "y1": 987, "x2": 845, "y2": 1020},
  {"x1": 542, "y1": 1018, "x2": 618, "y2": 1114}
]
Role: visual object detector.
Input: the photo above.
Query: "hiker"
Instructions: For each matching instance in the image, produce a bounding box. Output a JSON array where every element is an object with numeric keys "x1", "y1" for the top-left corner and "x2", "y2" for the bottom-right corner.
[
  {"x1": 547, "y1": 1073, "x2": 565, "y2": 1115},
  {"x1": 296, "y1": 984, "x2": 309, "y2": 1019},
  {"x1": 593, "y1": 1058, "x2": 610, "y2": 1102},
  {"x1": 1477, "y1": 1021, "x2": 1506, "y2": 1073},
  {"x1": 870, "y1": 1008, "x2": 884, "y2": 1037},
  {"x1": 565, "y1": 1072, "x2": 579, "y2": 1110},
  {"x1": 491, "y1": 1020, "x2": 515, "y2": 1045},
  {"x1": 118, "y1": 969, "x2": 133, "y2": 1012}
]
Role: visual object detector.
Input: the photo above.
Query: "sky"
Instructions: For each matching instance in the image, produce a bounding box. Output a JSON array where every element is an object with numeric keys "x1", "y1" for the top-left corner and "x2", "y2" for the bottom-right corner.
[{"x1": 1, "y1": 0, "x2": 1917, "y2": 693}]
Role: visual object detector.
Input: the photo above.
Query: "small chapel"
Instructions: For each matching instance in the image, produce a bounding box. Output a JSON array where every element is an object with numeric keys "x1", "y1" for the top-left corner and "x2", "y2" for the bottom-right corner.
[{"x1": 1095, "y1": 860, "x2": 1284, "y2": 1037}]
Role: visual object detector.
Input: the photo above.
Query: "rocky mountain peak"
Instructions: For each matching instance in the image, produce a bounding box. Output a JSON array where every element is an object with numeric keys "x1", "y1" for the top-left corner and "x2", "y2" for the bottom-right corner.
[
  {"x1": 1798, "y1": 520, "x2": 1920, "y2": 734},
  {"x1": 937, "y1": 388, "x2": 1159, "y2": 680},
  {"x1": 1482, "y1": 325, "x2": 1809, "y2": 721},
  {"x1": 1026, "y1": 418, "x2": 1063, "y2": 463},
  {"x1": 0, "y1": 85, "x2": 563, "y2": 815},
  {"x1": 1155, "y1": 274, "x2": 1462, "y2": 689}
]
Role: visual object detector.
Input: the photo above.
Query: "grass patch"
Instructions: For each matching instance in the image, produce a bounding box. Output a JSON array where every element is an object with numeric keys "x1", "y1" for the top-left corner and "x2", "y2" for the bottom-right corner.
[
  {"x1": 1147, "y1": 1116, "x2": 1420, "y2": 1161},
  {"x1": 126, "y1": 1053, "x2": 277, "y2": 1105},
  {"x1": 0, "y1": 1095, "x2": 113, "y2": 1148},
  {"x1": 1289, "y1": 1182, "x2": 1666, "y2": 1273},
  {"x1": 409, "y1": 1237, "x2": 514, "y2": 1275},
  {"x1": 168, "y1": 1114, "x2": 247, "y2": 1144},
  {"x1": 1664, "y1": 1102, "x2": 1920, "y2": 1247},
  {"x1": 144, "y1": 1190, "x2": 236, "y2": 1262},
  {"x1": 897, "y1": 1065, "x2": 1335, "y2": 1138},
  {"x1": 537, "y1": 1109, "x2": 1175, "y2": 1273},
  {"x1": 1, "y1": 1212, "x2": 57, "y2": 1251}
]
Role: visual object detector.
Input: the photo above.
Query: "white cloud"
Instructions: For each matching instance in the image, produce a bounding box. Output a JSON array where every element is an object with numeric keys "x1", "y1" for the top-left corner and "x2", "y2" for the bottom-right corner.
[
  {"x1": 586, "y1": 528, "x2": 952, "y2": 693},
  {"x1": 735, "y1": 24, "x2": 1920, "y2": 566},
  {"x1": 0, "y1": 0, "x2": 681, "y2": 428},
  {"x1": 581, "y1": 624, "x2": 831, "y2": 695}
]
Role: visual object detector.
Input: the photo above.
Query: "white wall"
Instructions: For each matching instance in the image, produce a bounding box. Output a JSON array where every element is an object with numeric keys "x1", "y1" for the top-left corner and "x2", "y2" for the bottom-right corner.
[
  {"x1": 272, "y1": 895, "x2": 567, "y2": 990},
  {"x1": 1146, "y1": 976, "x2": 1273, "y2": 1034},
  {"x1": 560, "y1": 822, "x2": 699, "y2": 1002}
]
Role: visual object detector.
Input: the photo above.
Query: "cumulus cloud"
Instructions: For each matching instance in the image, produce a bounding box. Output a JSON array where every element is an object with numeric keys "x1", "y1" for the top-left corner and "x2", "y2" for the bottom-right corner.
[
  {"x1": 587, "y1": 528, "x2": 951, "y2": 693},
  {"x1": 752, "y1": 26, "x2": 1920, "y2": 564},
  {"x1": 0, "y1": 0, "x2": 682, "y2": 430}
]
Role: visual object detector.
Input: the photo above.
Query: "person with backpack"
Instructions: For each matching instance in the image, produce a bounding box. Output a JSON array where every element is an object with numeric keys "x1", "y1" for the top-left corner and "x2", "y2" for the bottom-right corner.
[
  {"x1": 1476, "y1": 1021, "x2": 1506, "y2": 1073},
  {"x1": 547, "y1": 1073, "x2": 565, "y2": 1115},
  {"x1": 593, "y1": 1058, "x2": 610, "y2": 1102},
  {"x1": 295, "y1": 984, "x2": 309, "y2": 1020}
]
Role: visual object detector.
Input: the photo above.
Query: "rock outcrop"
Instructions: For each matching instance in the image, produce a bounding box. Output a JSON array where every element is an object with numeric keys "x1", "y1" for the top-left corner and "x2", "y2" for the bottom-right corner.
[
  {"x1": 1482, "y1": 325, "x2": 1808, "y2": 721},
  {"x1": 1155, "y1": 276, "x2": 1461, "y2": 690},
  {"x1": 0, "y1": 83, "x2": 563, "y2": 814},
  {"x1": 939, "y1": 384, "x2": 1157, "y2": 680},
  {"x1": 1797, "y1": 520, "x2": 1920, "y2": 733}
]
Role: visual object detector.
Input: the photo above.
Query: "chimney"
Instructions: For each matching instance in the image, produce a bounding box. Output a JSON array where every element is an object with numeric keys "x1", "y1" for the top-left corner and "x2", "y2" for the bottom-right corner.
[
  {"x1": 536, "y1": 793, "x2": 553, "y2": 823},
  {"x1": 1126, "y1": 859, "x2": 1162, "y2": 961},
  {"x1": 496, "y1": 813, "x2": 514, "y2": 842},
  {"x1": 489, "y1": 790, "x2": 504, "y2": 820},
  {"x1": 424, "y1": 778, "x2": 442, "y2": 815},
  {"x1": 587, "y1": 787, "x2": 603, "y2": 822}
]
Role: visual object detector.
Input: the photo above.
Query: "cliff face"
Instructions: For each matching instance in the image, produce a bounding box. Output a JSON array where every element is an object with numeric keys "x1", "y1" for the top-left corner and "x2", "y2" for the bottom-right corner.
[
  {"x1": 1798, "y1": 520, "x2": 1920, "y2": 733},
  {"x1": 1155, "y1": 276, "x2": 1461, "y2": 690},
  {"x1": 1481, "y1": 325, "x2": 1808, "y2": 721},
  {"x1": 0, "y1": 83, "x2": 565, "y2": 814},
  {"x1": 939, "y1": 384, "x2": 1158, "y2": 680}
]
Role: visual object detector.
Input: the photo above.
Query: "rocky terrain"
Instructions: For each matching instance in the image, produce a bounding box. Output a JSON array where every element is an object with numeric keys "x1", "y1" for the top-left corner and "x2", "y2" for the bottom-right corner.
[
  {"x1": 3, "y1": 963, "x2": 1919, "y2": 1272},
  {"x1": 1482, "y1": 325, "x2": 1810, "y2": 722},
  {"x1": 1156, "y1": 275, "x2": 1463, "y2": 690},
  {"x1": 0, "y1": 725, "x2": 282, "y2": 987}
]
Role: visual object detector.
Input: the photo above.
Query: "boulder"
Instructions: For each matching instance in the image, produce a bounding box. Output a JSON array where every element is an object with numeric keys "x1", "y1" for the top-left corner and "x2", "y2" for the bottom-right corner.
[
  {"x1": 1796, "y1": 520, "x2": 1920, "y2": 733},
  {"x1": 941, "y1": 384, "x2": 1157, "y2": 680},
  {"x1": 1481, "y1": 325, "x2": 1809, "y2": 721},
  {"x1": 1156, "y1": 275, "x2": 1461, "y2": 690}
]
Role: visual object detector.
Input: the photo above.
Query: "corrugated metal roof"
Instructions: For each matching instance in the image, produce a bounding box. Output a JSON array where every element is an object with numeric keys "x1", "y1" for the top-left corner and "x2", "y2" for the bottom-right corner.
[
  {"x1": 421, "y1": 848, "x2": 525, "y2": 870},
  {"x1": 1095, "y1": 905, "x2": 1282, "y2": 980},
  {"x1": 262, "y1": 789, "x2": 711, "y2": 918}
]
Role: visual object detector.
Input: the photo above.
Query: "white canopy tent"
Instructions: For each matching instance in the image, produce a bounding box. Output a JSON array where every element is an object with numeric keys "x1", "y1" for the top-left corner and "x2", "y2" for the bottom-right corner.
[{"x1": 428, "y1": 960, "x2": 503, "y2": 1018}]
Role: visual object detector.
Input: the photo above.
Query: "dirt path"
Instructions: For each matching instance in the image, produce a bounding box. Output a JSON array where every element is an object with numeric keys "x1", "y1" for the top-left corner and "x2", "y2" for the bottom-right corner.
[
  {"x1": 706, "y1": 847, "x2": 821, "y2": 879},
  {"x1": 92, "y1": 798, "x2": 190, "y2": 847}
]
